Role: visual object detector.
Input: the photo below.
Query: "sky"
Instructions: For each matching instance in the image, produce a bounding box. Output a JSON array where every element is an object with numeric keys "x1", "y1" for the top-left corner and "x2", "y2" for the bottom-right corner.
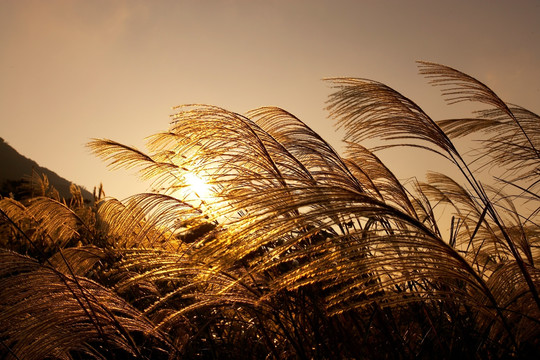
[{"x1": 1, "y1": 0, "x2": 539, "y2": 199}]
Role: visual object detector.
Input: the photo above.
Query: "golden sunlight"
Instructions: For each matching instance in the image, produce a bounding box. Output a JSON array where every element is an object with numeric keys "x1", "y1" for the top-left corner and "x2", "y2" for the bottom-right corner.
[{"x1": 184, "y1": 172, "x2": 212, "y2": 200}]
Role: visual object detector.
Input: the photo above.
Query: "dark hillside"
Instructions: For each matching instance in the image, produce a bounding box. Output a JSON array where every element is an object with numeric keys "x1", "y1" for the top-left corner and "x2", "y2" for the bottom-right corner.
[{"x1": 0, "y1": 137, "x2": 93, "y2": 200}]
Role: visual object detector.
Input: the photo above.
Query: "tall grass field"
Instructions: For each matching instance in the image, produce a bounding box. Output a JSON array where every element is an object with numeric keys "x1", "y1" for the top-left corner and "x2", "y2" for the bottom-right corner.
[{"x1": 1, "y1": 62, "x2": 538, "y2": 359}]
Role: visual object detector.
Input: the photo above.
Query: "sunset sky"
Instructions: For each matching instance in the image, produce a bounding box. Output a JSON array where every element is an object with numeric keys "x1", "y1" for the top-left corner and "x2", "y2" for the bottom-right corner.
[{"x1": 1, "y1": 0, "x2": 539, "y2": 199}]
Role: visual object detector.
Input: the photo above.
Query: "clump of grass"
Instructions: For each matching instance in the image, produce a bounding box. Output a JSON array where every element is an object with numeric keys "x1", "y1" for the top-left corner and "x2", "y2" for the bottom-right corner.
[{"x1": 0, "y1": 62, "x2": 538, "y2": 359}]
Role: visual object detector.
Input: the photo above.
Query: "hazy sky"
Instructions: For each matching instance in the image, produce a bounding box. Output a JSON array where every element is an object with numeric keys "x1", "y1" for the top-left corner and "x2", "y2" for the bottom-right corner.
[{"x1": 1, "y1": 0, "x2": 539, "y2": 199}]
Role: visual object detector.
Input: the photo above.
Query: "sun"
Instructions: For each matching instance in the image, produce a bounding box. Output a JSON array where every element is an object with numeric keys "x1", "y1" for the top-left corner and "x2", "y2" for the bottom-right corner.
[{"x1": 184, "y1": 173, "x2": 212, "y2": 200}]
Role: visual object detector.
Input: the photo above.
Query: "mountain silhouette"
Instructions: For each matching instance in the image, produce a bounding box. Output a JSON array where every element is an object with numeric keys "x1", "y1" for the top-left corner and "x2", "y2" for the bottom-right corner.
[{"x1": 0, "y1": 137, "x2": 93, "y2": 201}]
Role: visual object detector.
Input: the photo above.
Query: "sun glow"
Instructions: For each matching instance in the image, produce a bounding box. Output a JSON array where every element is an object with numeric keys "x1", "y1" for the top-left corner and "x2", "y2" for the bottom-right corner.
[{"x1": 184, "y1": 173, "x2": 212, "y2": 200}]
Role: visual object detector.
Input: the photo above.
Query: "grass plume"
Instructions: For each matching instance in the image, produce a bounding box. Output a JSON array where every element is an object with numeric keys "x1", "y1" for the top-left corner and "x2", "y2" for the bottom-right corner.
[{"x1": 0, "y1": 62, "x2": 538, "y2": 359}]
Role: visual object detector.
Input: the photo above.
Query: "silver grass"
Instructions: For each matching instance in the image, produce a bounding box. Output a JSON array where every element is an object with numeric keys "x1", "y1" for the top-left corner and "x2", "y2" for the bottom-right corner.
[
  {"x1": 1, "y1": 62, "x2": 539, "y2": 358},
  {"x1": 0, "y1": 250, "x2": 171, "y2": 359},
  {"x1": 88, "y1": 101, "x2": 529, "y2": 334},
  {"x1": 419, "y1": 61, "x2": 540, "y2": 197}
]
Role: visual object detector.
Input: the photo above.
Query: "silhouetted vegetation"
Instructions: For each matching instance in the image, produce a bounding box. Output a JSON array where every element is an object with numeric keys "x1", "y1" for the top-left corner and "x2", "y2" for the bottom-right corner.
[
  {"x1": 1, "y1": 62, "x2": 538, "y2": 359},
  {"x1": 0, "y1": 137, "x2": 93, "y2": 201}
]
